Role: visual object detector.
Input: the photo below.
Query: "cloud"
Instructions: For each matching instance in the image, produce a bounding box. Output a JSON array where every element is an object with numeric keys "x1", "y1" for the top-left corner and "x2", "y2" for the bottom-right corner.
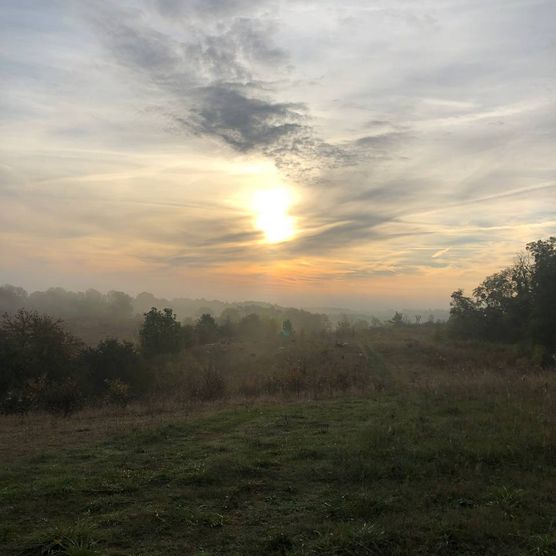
[
  {"x1": 432, "y1": 247, "x2": 450, "y2": 259},
  {"x1": 85, "y1": 1, "x2": 402, "y2": 179},
  {"x1": 186, "y1": 85, "x2": 306, "y2": 151},
  {"x1": 152, "y1": 0, "x2": 267, "y2": 19}
]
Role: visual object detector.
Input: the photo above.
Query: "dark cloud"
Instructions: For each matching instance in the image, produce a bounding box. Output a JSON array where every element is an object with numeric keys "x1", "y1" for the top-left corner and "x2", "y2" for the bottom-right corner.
[
  {"x1": 85, "y1": 1, "x2": 406, "y2": 179},
  {"x1": 186, "y1": 85, "x2": 306, "y2": 151},
  {"x1": 152, "y1": 0, "x2": 265, "y2": 19},
  {"x1": 281, "y1": 212, "x2": 393, "y2": 257}
]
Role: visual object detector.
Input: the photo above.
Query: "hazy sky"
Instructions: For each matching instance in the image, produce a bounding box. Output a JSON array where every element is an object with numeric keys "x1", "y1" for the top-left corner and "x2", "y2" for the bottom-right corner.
[{"x1": 1, "y1": 0, "x2": 555, "y2": 309}]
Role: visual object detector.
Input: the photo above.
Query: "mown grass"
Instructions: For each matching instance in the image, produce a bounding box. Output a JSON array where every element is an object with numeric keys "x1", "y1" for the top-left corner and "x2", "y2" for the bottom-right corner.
[{"x1": 1, "y1": 374, "x2": 555, "y2": 555}]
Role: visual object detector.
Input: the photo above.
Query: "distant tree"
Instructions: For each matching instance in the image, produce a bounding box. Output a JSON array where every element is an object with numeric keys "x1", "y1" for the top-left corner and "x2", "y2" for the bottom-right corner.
[
  {"x1": 390, "y1": 312, "x2": 404, "y2": 327},
  {"x1": 134, "y1": 291, "x2": 160, "y2": 314},
  {"x1": 0, "y1": 285, "x2": 28, "y2": 314},
  {"x1": 195, "y1": 313, "x2": 219, "y2": 344},
  {"x1": 415, "y1": 315, "x2": 422, "y2": 325},
  {"x1": 140, "y1": 307, "x2": 182, "y2": 358},
  {"x1": 219, "y1": 307, "x2": 241, "y2": 324},
  {"x1": 195, "y1": 307, "x2": 214, "y2": 320},
  {"x1": 237, "y1": 313, "x2": 263, "y2": 340},
  {"x1": 106, "y1": 290, "x2": 133, "y2": 319}
]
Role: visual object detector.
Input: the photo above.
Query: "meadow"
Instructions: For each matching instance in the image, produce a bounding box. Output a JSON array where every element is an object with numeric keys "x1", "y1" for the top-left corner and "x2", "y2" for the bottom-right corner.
[{"x1": 1, "y1": 327, "x2": 555, "y2": 555}]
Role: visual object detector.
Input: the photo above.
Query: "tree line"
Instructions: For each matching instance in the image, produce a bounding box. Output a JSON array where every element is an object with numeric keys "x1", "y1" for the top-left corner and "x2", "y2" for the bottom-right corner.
[
  {"x1": 0, "y1": 306, "x2": 306, "y2": 415},
  {"x1": 449, "y1": 237, "x2": 556, "y2": 363}
]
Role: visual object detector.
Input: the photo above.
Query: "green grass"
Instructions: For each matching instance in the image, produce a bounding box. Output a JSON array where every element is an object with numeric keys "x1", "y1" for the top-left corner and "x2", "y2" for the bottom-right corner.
[{"x1": 1, "y1": 386, "x2": 555, "y2": 555}]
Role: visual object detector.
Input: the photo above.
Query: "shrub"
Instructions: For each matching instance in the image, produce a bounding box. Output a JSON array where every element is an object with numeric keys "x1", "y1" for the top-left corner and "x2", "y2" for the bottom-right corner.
[
  {"x1": 0, "y1": 310, "x2": 83, "y2": 394},
  {"x1": 103, "y1": 378, "x2": 131, "y2": 408},
  {"x1": 82, "y1": 338, "x2": 149, "y2": 397},
  {"x1": 41, "y1": 378, "x2": 83, "y2": 417}
]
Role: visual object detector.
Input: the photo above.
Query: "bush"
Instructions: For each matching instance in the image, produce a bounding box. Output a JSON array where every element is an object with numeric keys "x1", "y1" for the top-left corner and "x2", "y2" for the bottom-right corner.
[
  {"x1": 103, "y1": 378, "x2": 131, "y2": 408},
  {"x1": 82, "y1": 338, "x2": 150, "y2": 397},
  {"x1": 0, "y1": 389, "x2": 33, "y2": 415},
  {"x1": 0, "y1": 310, "x2": 83, "y2": 395}
]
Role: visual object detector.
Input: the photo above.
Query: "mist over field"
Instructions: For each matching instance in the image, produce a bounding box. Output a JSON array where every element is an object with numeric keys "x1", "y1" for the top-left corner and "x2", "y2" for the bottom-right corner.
[{"x1": 1, "y1": 1, "x2": 555, "y2": 554}]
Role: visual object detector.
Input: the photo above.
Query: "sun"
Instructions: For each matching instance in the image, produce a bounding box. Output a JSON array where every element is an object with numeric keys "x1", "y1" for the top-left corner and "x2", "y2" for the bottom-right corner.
[{"x1": 252, "y1": 188, "x2": 295, "y2": 244}]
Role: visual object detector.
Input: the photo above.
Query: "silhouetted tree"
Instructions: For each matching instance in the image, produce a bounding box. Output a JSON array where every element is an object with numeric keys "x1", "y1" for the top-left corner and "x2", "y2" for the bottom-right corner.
[
  {"x1": 0, "y1": 310, "x2": 84, "y2": 412},
  {"x1": 449, "y1": 237, "x2": 556, "y2": 360},
  {"x1": 140, "y1": 307, "x2": 182, "y2": 358},
  {"x1": 527, "y1": 238, "x2": 556, "y2": 352},
  {"x1": 390, "y1": 312, "x2": 404, "y2": 327}
]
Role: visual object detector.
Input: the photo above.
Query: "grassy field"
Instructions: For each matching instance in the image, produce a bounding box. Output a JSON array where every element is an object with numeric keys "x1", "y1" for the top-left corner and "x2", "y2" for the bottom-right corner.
[{"x1": 1, "y1": 333, "x2": 556, "y2": 555}]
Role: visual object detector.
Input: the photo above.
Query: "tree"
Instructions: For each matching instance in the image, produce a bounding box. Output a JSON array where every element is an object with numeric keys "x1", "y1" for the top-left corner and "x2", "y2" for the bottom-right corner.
[
  {"x1": 237, "y1": 313, "x2": 262, "y2": 339},
  {"x1": 140, "y1": 307, "x2": 182, "y2": 358},
  {"x1": 448, "y1": 237, "x2": 556, "y2": 359},
  {"x1": 195, "y1": 313, "x2": 219, "y2": 344},
  {"x1": 448, "y1": 289, "x2": 485, "y2": 340},
  {"x1": 0, "y1": 285, "x2": 28, "y2": 314},
  {"x1": 106, "y1": 290, "x2": 133, "y2": 319},
  {"x1": 390, "y1": 312, "x2": 404, "y2": 327},
  {"x1": 527, "y1": 237, "x2": 556, "y2": 352},
  {"x1": 0, "y1": 310, "x2": 84, "y2": 412},
  {"x1": 0, "y1": 310, "x2": 82, "y2": 389}
]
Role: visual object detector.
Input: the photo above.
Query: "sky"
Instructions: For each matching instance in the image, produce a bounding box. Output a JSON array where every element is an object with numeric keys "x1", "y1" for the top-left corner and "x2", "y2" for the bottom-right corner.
[{"x1": 1, "y1": 0, "x2": 555, "y2": 310}]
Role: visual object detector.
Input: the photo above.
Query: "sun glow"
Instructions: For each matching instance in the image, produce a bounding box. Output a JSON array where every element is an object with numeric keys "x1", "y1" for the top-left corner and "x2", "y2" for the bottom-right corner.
[{"x1": 253, "y1": 188, "x2": 295, "y2": 244}]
